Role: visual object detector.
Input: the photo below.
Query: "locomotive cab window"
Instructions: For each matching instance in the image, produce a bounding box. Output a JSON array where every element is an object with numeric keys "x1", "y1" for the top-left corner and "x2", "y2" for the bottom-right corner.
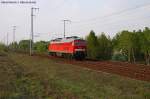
[{"x1": 74, "y1": 40, "x2": 86, "y2": 46}]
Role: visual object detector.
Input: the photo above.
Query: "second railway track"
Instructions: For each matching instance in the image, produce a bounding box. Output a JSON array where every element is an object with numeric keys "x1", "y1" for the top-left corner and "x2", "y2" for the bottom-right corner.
[{"x1": 32, "y1": 53, "x2": 150, "y2": 82}]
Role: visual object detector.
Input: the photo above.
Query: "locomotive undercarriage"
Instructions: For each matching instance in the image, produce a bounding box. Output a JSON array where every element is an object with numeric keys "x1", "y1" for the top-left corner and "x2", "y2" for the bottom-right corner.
[
  {"x1": 49, "y1": 51, "x2": 86, "y2": 60},
  {"x1": 73, "y1": 51, "x2": 86, "y2": 60}
]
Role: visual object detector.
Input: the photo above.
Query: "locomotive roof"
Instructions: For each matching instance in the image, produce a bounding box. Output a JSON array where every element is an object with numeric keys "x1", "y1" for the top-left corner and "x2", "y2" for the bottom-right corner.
[{"x1": 50, "y1": 36, "x2": 82, "y2": 43}]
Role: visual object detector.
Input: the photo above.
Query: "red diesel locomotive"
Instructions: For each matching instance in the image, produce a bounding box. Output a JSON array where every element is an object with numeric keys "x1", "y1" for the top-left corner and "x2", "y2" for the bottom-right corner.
[{"x1": 48, "y1": 36, "x2": 87, "y2": 60}]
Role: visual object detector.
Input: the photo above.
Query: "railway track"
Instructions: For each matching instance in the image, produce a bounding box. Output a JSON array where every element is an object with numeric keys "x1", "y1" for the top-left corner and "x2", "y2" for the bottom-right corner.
[
  {"x1": 73, "y1": 61, "x2": 150, "y2": 81},
  {"x1": 30, "y1": 53, "x2": 150, "y2": 82}
]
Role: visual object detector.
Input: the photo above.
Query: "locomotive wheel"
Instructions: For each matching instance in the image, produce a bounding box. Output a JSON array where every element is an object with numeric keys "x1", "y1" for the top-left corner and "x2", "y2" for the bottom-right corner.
[
  {"x1": 62, "y1": 53, "x2": 73, "y2": 59},
  {"x1": 49, "y1": 52, "x2": 56, "y2": 56},
  {"x1": 48, "y1": 52, "x2": 53, "y2": 56},
  {"x1": 74, "y1": 52, "x2": 85, "y2": 60}
]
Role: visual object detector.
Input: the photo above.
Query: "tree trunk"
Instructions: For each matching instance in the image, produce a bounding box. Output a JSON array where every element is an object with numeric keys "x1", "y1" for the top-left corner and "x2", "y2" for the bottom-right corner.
[
  {"x1": 128, "y1": 49, "x2": 132, "y2": 62},
  {"x1": 132, "y1": 48, "x2": 135, "y2": 63},
  {"x1": 145, "y1": 53, "x2": 147, "y2": 65},
  {"x1": 145, "y1": 52, "x2": 149, "y2": 65},
  {"x1": 148, "y1": 53, "x2": 150, "y2": 66}
]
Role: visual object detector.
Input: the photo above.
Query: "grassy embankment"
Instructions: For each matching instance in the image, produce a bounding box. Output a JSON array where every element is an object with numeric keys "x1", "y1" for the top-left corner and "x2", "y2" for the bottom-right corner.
[{"x1": 0, "y1": 52, "x2": 150, "y2": 99}]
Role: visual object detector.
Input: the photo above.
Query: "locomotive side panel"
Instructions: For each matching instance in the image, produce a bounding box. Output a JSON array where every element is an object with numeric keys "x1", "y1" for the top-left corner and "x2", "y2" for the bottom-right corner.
[{"x1": 49, "y1": 42, "x2": 74, "y2": 54}]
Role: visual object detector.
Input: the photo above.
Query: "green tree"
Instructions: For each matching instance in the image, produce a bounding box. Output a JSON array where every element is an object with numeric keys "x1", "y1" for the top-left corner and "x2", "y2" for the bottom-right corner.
[
  {"x1": 18, "y1": 40, "x2": 30, "y2": 51},
  {"x1": 112, "y1": 33, "x2": 121, "y2": 49},
  {"x1": 112, "y1": 33, "x2": 128, "y2": 62},
  {"x1": 132, "y1": 30, "x2": 143, "y2": 62},
  {"x1": 34, "y1": 41, "x2": 49, "y2": 52},
  {"x1": 98, "y1": 33, "x2": 112, "y2": 60},
  {"x1": 139, "y1": 27, "x2": 150, "y2": 65},
  {"x1": 86, "y1": 30, "x2": 99, "y2": 59},
  {"x1": 117, "y1": 31, "x2": 136, "y2": 62},
  {"x1": 0, "y1": 43, "x2": 7, "y2": 52},
  {"x1": 9, "y1": 42, "x2": 18, "y2": 51}
]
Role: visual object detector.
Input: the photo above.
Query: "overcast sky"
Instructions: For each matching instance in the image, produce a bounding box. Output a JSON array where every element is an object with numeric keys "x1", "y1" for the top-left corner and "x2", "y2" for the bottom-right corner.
[{"x1": 0, "y1": 0, "x2": 150, "y2": 43}]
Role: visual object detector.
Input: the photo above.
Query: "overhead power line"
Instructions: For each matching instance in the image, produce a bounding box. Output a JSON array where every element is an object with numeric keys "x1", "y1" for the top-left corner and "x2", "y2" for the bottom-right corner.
[
  {"x1": 73, "y1": 2, "x2": 150, "y2": 23},
  {"x1": 52, "y1": 0, "x2": 68, "y2": 10},
  {"x1": 71, "y1": 15, "x2": 150, "y2": 34},
  {"x1": 70, "y1": 2, "x2": 150, "y2": 33}
]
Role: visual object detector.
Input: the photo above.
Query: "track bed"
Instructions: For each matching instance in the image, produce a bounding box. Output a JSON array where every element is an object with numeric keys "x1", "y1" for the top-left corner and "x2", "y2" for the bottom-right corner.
[
  {"x1": 66, "y1": 60, "x2": 150, "y2": 82},
  {"x1": 40, "y1": 54, "x2": 150, "y2": 82}
]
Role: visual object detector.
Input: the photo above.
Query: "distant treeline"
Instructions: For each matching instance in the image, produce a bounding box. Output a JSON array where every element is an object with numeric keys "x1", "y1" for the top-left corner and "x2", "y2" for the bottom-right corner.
[
  {"x1": 86, "y1": 27, "x2": 150, "y2": 65},
  {"x1": 8, "y1": 40, "x2": 49, "y2": 53},
  {"x1": 0, "y1": 27, "x2": 149, "y2": 65}
]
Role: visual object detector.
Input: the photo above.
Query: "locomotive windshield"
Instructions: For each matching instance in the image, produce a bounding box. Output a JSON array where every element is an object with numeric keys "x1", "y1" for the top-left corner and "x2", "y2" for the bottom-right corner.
[{"x1": 74, "y1": 40, "x2": 86, "y2": 46}]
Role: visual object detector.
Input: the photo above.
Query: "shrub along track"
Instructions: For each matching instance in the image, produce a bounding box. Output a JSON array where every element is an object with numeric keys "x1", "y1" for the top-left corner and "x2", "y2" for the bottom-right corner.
[{"x1": 34, "y1": 53, "x2": 150, "y2": 82}]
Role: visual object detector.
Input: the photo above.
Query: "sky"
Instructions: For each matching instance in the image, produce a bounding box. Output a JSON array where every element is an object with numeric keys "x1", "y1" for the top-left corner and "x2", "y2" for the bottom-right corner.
[{"x1": 0, "y1": 0, "x2": 150, "y2": 44}]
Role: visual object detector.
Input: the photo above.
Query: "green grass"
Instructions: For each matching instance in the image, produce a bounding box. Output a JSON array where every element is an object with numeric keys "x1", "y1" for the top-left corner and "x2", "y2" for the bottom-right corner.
[{"x1": 6, "y1": 53, "x2": 150, "y2": 99}]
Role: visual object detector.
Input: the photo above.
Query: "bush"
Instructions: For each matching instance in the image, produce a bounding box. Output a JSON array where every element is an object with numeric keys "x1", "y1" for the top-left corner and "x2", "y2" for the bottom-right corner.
[
  {"x1": 112, "y1": 53, "x2": 127, "y2": 62},
  {"x1": 0, "y1": 43, "x2": 8, "y2": 52}
]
